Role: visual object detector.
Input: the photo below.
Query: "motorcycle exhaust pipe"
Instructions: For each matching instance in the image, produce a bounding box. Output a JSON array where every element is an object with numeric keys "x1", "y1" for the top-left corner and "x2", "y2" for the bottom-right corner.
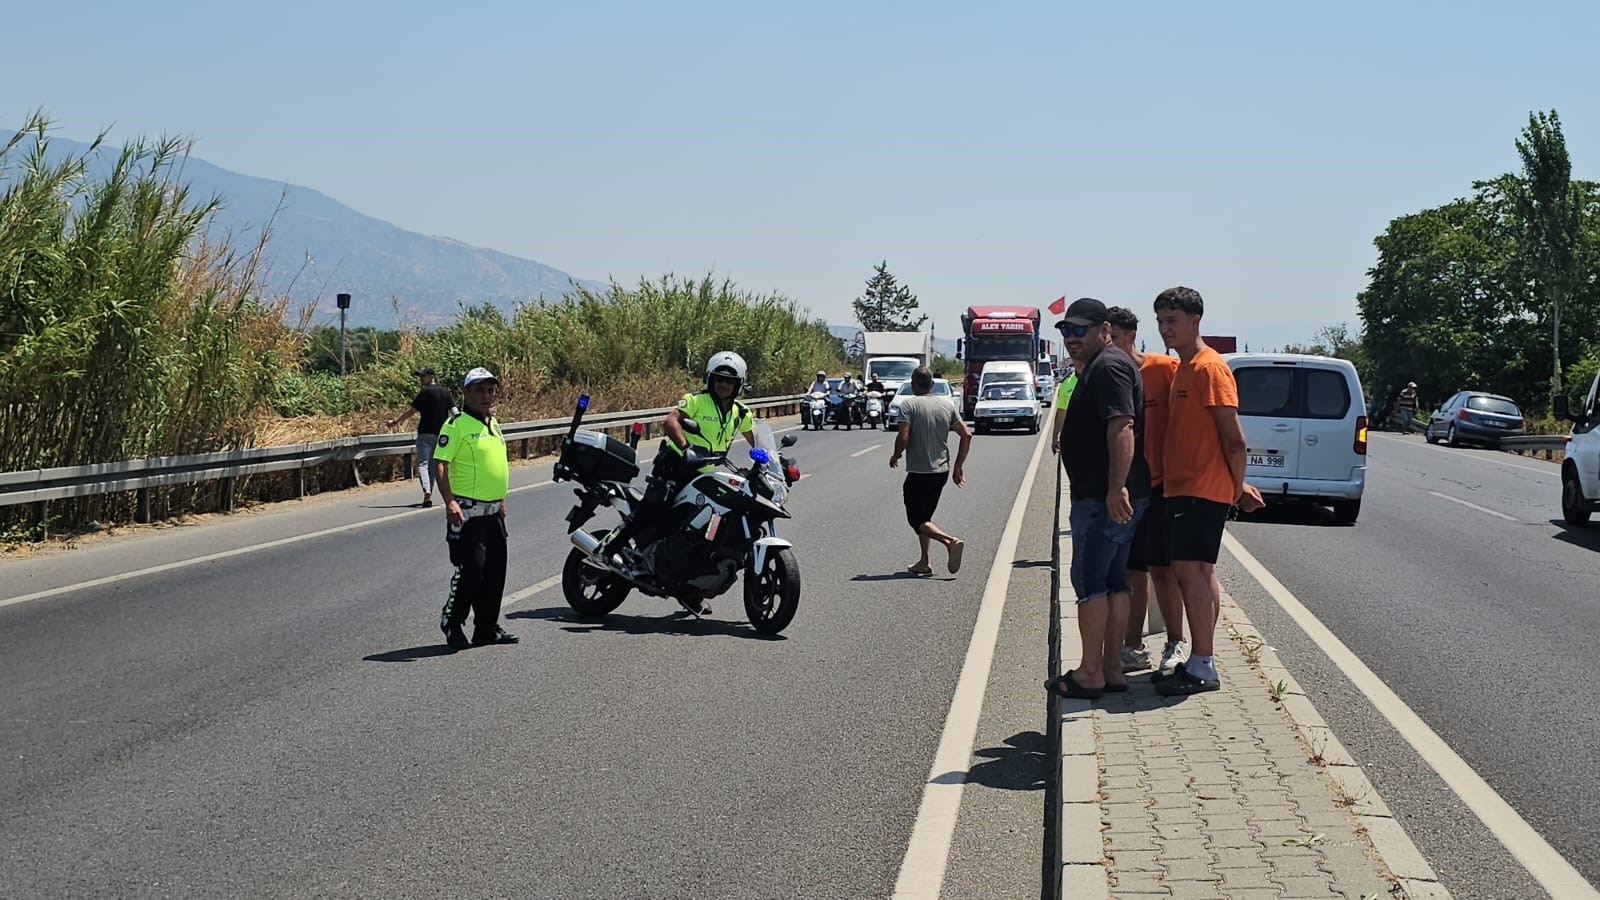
[{"x1": 570, "y1": 530, "x2": 602, "y2": 554}]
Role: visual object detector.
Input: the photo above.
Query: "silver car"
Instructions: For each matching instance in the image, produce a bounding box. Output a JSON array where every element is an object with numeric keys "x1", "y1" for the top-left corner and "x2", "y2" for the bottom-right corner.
[{"x1": 885, "y1": 378, "x2": 953, "y2": 430}]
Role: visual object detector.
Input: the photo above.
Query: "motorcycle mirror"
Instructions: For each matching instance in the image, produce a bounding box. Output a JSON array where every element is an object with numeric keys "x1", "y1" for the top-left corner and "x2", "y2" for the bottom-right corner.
[
  {"x1": 681, "y1": 417, "x2": 703, "y2": 435},
  {"x1": 780, "y1": 434, "x2": 797, "y2": 448}
]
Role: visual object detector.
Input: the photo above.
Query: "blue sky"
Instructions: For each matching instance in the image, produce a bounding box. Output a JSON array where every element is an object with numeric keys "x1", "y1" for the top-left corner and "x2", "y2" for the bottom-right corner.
[{"x1": 5, "y1": 1, "x2": 1598, "y2": 348}]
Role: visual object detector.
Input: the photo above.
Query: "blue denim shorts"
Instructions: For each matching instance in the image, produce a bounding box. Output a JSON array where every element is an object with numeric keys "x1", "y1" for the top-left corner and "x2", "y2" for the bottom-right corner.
[{"x1": 1068, "y1": 497, "x2": 1149, "y2": 604}]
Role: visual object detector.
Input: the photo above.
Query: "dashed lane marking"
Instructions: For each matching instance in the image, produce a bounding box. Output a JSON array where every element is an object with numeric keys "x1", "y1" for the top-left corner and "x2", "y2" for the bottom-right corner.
[{"x1": 1425, "y1": 490, "x2": 1520, "y2": 522}]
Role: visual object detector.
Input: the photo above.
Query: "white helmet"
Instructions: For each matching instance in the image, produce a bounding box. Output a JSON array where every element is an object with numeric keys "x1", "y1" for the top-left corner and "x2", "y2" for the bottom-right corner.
[{"x1": 705, "y1": 350, "x2": 748, "y2": 392}]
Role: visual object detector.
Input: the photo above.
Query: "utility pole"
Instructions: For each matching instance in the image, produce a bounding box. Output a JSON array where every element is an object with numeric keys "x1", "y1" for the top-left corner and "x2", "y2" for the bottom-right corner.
[{"x1": 336, "y1": 293, "x2": 351, "y2": 375}]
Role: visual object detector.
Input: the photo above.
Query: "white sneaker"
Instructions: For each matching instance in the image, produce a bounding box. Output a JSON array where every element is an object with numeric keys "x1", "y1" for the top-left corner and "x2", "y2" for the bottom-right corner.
[
  {"x1": 1158, "y1": 640, "x2": 1190, "y2": 676},
  {"x1": 1120, "y1": 645, "x2": 1152, "y2": 672}
]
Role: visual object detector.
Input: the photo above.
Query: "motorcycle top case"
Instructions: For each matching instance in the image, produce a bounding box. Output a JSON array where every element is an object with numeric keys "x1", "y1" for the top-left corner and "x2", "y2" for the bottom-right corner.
[{"x1": 558, "y1": 429, "x2": 640, "y2": 483}]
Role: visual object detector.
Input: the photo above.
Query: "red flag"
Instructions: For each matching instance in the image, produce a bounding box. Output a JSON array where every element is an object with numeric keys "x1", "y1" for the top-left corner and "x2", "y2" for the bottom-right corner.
[{"x1": 1047, "y1": 296, "x2": 1066, "y2": 315}]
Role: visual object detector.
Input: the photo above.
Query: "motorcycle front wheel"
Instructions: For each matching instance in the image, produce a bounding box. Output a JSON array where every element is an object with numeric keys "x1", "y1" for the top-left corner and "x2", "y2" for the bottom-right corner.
[
  {"x1": 562, "y1": 532, "x2": 632, "y2": 617},
  {"x1": 744, "y1": 547, "x2": 800, "y2": 635}
]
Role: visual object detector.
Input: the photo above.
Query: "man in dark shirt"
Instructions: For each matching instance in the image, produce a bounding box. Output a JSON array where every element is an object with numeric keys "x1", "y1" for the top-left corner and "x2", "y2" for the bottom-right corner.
[
  {"x1": 1047, "y1": 298, "x2": 1150, "y2": 700},
  {"x1": 387, "y1": 366, "x2": 455, "y2": 507}
]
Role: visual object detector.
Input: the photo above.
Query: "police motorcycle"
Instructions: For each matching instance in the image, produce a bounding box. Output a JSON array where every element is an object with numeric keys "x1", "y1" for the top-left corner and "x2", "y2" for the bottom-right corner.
[
  {"x1": 554, "y1": 396, "x2": 803, "y2": 635},
  {"x1": 863, "y1": 390, "x2": 885, "y2": 430}
]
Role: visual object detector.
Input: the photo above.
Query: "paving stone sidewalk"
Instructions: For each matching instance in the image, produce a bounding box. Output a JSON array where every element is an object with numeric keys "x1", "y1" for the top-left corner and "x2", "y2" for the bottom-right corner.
[{"x1": 1052, "y1": 489, "x2": 1452, "y2": 899}]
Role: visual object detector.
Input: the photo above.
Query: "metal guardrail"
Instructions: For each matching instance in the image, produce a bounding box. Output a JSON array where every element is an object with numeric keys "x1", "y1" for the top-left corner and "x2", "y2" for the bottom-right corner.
[
  {"x1": 1498, "y1": 435, "x2": 1567, "y2": 452},
  {"x1": 0, "y1": 395, "x2": 804, "y2": 522}
]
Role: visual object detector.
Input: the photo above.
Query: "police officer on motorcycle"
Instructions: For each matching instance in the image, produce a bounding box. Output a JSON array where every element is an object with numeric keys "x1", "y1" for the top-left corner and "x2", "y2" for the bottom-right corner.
[{"x1": 605, "y1": 352, "x2": 757, "y2": 599}]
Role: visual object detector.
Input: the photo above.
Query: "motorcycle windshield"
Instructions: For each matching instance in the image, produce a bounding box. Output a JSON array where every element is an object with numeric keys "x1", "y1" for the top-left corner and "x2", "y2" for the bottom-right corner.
[{"x1": 744, "y1": 419, "x2": 788, "y2": 505}]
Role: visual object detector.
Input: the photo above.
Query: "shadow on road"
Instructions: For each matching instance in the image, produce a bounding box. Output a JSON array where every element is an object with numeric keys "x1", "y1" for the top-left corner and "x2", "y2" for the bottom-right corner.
[
  {"x1": 508, "y1": 604, "x2": 784, "y2": 641},
  {"x1": 1547, "y1": 518, "x2": 1600, "y2": 553},
  {"x1": 1011, "y1": 559, "x2": 1050, "y2": 570},
  {"x1": 849, "y1": 572, "x2": 954, "y2": 582},
  {"x1": 931, "y1": 730, "x2": 1047, "y2": 791},
  {"x1": 1233, "y1": 501, "x2": 1349, "y2": 528},
  {"x1": 363, "y1": 643, "x2": 460, "y2": 662}
]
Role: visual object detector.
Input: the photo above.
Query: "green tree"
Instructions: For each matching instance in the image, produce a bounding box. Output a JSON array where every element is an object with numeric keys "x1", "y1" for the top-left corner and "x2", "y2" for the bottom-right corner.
[
  {"x1": 852, "y1": 261, "x2": 927, "y2": 332},
  {"x1": 1513, "y1": 110, "x2": 1584, "y2": 400}
]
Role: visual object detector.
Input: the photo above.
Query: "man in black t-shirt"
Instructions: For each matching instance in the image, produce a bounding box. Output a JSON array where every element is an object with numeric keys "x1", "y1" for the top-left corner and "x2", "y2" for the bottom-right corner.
[
  {"x1": 387, "y1": 366, "x2": 455, "y2": 507},
  {"x1": 1047, "y1": 298, "x2": 1151, "y2": 700}
]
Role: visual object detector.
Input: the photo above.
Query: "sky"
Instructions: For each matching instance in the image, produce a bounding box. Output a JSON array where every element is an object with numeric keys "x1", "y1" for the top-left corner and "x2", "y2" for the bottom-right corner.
[{"x1": 5, "y1": 1, "x2": 1599, "y2": 350}]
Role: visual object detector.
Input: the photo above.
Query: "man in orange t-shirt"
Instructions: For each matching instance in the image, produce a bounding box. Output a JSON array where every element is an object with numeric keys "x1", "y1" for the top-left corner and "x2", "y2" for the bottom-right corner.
[
  {"x1": 1151, "y1": 287, "x2": 1263, "y2": 697},
  {"x1": 1106, "y1": 307, "x2": 1188, "y2": 678}
]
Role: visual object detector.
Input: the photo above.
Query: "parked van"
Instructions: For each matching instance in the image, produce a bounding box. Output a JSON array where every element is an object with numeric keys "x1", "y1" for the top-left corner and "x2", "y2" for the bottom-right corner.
[
  {"x1": 977, "y1": 360, "x2": 1034, "y2": 395},
  {"x1": 1226, "y1": 353, "x2": 1367, "y2": 523}
]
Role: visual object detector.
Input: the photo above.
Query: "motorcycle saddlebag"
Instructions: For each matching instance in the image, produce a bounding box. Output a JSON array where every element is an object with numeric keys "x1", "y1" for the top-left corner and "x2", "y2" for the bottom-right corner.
[{"x1": 559, "y1": 429, "x2": 640, "y2": 482}]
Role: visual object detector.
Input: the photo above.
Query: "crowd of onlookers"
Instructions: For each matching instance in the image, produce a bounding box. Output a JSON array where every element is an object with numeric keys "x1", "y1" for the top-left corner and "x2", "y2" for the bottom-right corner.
[{"x1": 1046, "y1": 288, "x2": 1265, "y2": 700}]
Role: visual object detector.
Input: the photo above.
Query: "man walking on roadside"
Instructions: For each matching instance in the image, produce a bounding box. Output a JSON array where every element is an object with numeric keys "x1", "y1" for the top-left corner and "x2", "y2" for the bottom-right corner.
[
  {"x1": 1047, "y1": 298, "x2": 1149, "y2": 699},
  {"x1": 387, "y1": 366, "x2": 453, "y2": 508},
  {"x1": 1396, "y1": 381, "x2": 1419, "y2": 432},
  {"x1": 432, "y1": 367, "x2": 518, "y2": 650},
  {"x1": 1105, "y1": 306, "x2": 1189, "y2": 676},
  {"x1": 889, "y1": 366, "x2": 971, "y2": 575},
  {"x1": 1151, "y1": 288, "x2": 1262, "y2": 696}
]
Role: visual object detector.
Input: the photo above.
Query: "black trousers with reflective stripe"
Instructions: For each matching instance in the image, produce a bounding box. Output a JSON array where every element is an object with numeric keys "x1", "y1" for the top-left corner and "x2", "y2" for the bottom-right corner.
[{"x1": 440, "y1": 514, "x2": 508, "y2": 633}]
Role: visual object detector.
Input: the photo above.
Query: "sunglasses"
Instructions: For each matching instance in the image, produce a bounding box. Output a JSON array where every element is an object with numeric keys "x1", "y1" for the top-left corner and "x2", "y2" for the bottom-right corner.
[{"x1": 1058, "y1": 322, "x2": 1094, "y2": 338}]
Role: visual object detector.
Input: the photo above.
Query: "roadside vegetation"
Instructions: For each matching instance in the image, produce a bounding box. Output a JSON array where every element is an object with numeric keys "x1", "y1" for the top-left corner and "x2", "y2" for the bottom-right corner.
[{"x1": 1, "y1": 114, "x2": 845, "y2": 537}]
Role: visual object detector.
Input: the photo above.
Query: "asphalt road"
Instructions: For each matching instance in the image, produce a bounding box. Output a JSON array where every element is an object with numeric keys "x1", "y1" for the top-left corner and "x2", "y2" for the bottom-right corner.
[
  {"x1": 0, "y1": 414, "x2": 1056, "y2": 900},
  {"x1": 1222, "y1": 430, "x2": 1600, "y2": 899}
]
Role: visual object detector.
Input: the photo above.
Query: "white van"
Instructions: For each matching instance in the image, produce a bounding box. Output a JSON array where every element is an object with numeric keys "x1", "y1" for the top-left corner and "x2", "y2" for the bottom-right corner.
[
  {"x1": 1226, "y1": 353, "x2": 1367, "y2": 523},
  {"x1": 978, "y1": 360, "x2": 1034, "y2": 395}
]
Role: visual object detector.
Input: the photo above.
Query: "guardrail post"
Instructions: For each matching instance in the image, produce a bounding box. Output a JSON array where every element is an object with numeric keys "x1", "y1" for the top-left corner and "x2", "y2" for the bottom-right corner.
[
  {"x1": 403, "y1": 451, "x2": 413, "y2": 475},
  {"x1": 296, "y1": 468, "x2": 306, "y2": 499},
  {"x1": 136, "y1": 487, "x2": 152, "y2": 524},
  {"x1": 520, "y1": 438, "x2": 530, "y2": 459},
  {"x1": 31, "y1": 501, "x2": 48, "y2": 542},
  {"x1": 351, "y1": 461, "x2": 364, "y2": 487},
  {"x1": 221, "y1": 477, "x2": 235, "y2": 513}
]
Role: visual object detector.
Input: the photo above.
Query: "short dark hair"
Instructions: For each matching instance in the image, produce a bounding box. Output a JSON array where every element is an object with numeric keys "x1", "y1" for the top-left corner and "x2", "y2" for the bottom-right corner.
[
  {"x1": 911, "y1": 366, "x2": 934, "y2": 391},
  {"x1": 1153, "y1": 286, "x2": 1203, "y2": 316},
  {"x1": 1106, "y1": 306, "x2": 1138, "y2": 332}
]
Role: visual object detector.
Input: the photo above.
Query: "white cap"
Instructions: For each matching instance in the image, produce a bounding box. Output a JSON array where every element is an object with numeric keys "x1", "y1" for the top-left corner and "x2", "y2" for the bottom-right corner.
[{"x1": 463, "y1": 366, "x2": 499, "y2": 386}]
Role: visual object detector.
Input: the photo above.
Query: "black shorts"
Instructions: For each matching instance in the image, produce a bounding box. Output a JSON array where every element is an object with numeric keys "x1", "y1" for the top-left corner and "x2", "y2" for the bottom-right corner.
[
  {"x1": 1126, "y1": 486, "x2": 1170, "y2": 572},
  {"x1": 1166, "y1": 495, "x2": 1230, "y2": 565},
  {"x1": 903, "y1": 471, "x2": 949, "y2": 530}
]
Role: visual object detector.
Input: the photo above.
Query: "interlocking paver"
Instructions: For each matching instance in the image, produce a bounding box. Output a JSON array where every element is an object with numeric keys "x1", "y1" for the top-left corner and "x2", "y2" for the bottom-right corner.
[{"x1": 1054, "y1": 487, "x2": 1451, "y2": 900}]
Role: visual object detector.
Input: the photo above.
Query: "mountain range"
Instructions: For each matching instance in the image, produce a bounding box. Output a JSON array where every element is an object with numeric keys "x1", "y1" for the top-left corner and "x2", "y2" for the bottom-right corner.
[{"x1": 10, "y1": 131, "x2": 601, "y2": 328}]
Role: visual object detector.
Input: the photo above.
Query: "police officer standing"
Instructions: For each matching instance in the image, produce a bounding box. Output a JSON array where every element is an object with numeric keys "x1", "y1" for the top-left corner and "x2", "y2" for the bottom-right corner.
[{"x1": 431, "y1": 366, "x2": 517, "y2": 650}]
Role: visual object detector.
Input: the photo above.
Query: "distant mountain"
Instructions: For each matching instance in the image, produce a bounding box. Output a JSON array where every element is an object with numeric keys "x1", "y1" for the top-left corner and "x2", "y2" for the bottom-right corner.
[
  {"x1": 827, "y1": 325, "x2": 958, "y2": 358},
  {"x1": 11, "y1": 132, "x2": 602, "y2": 327}
]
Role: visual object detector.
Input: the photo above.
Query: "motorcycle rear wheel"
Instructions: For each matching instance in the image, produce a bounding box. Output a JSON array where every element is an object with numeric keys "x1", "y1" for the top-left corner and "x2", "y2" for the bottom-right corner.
[
  {"x1": 562, "y1": 532, "x2": 632, "y2": 617},
  {"x1": 744, "y1": 547, "x2": 801, "y2": 635}
]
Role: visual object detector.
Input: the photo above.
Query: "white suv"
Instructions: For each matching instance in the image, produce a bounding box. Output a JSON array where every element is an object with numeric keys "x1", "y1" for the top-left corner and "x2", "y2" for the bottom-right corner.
[
  {"x1": 1557, "y1": 371, "x2": 1600, "y2": 526},
  {"x1": 1226, "y1": 353, "x2": 1368, "y2": 524}
]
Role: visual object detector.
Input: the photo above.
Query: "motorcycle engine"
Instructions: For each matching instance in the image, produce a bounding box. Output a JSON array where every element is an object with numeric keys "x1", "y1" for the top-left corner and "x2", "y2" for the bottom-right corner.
[{"x1": 647, "y1": 506, "x2": 741, "y2": 595}]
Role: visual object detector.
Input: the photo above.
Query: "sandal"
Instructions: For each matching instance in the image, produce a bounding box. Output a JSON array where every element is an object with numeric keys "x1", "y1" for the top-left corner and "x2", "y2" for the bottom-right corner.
[
  {"x1": 906, "y1": 563, "x2": 934, "y2": 575},
  {"x1": 1045, "y1": 669, "x2": 1103, "y2": 699}
]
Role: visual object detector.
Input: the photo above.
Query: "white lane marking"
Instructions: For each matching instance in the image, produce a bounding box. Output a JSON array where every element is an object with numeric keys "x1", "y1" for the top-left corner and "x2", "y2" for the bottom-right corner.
[
  {"x1": 850, "y1": 444, "x2": 884, "y2": 458},
  {"x1": 1370, "y1": 433, "x2": 1560, "y2": 477},
  {"x1": 798, "y1": 473, "x2": 813, "y2": 481},
  {"x1": 893, "y1": 424, "x2": 1050, "y2": 898},
  {"x1": 0, "y1": 480, "x2": 555, "y2": 611},
  {"x1": 1222, "y1": 532, "x2": 1600, "y2": 899},
  {"x1": 503, "y1": 574, "x2": 561, "y2": 609},
  {"x1": 1425, "y1": 490, "x2": 1520, "y2": 522}
]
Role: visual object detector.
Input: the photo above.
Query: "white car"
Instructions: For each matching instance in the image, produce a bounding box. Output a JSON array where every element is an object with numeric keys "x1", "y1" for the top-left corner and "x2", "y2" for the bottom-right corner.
[
  {"x1": 1227, "y1": 353, "x2": 1367, "y2": 523},
  {"x1": 973, "y1": 380, "x2": 1040, "y2": 434},
  {"x1": 1035, "y1": 373, "x2": 1055, "y2": 405},
  {"x1": 1557, "y1": 369, "x2": 1600, "y2": 526},
  {"x1": 885, "y1": 378, "x2": 954, "y2": 430}
]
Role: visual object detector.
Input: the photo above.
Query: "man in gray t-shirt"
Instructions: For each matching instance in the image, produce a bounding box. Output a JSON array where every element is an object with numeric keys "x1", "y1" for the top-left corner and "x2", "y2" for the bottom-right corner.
[{"x1": 889, "y1": 367, "x2": 973, "y2": 576}]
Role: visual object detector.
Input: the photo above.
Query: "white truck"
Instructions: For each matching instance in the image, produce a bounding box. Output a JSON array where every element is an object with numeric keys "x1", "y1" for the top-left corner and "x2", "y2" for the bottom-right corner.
[
  {"x1": 1557, "y1": 370, "x2": 1600, "y2": 526},
  {"x1": 862, "y1": 332, "x2": 933, "y2": 397}
]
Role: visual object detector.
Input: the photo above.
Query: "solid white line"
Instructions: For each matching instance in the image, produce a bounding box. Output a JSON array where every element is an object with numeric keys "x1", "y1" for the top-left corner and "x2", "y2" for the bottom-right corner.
[
  {"x1": 850, "y1": 444, "x2": 884, "y2": 458},
  {"x1": 0, "y1": 480, "x2": 554, "y2": 611},
  {"x1": 1222, "y1": 532, "x2": 1600, "y2": 899},
  {"x1": 893, "y1": 424, "x2": 1050, "y2": 899},
  {"x1": 503, "y1": 574, "x2": 561, "y2": 609},
  {"x1": 1425, "y1": 490, "x2": 1519, "y2": 522}
]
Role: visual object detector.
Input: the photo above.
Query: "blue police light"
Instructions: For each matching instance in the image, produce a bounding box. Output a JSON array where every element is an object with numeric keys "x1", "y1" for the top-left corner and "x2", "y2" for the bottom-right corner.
[
  {"x1": 577, "y1": 394, "x2": 589, "y2": 409},
  {"x1": 749, "y1": 448, "x2": 770, "y2": 464}
]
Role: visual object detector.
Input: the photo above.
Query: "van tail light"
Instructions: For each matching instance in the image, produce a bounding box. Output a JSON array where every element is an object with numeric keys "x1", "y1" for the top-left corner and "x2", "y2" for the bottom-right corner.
[{"x1": 1354, "y1": 415, "x2": 1368, "y2": 455}]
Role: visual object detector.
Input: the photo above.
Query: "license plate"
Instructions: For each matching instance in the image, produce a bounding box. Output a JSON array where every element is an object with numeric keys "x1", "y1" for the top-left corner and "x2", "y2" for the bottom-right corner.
[
  {"x1": 1248, "y1": 454, "x2": 1285, "y2": 468},
  {"x1": 992, "y1": 417, "x2": 1013, "y2": 423}
]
